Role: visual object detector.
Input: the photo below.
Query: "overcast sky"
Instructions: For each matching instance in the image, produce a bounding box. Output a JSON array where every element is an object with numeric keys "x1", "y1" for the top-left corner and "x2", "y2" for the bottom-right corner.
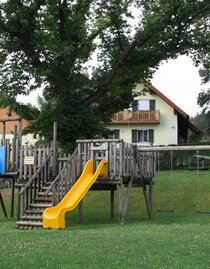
[{"x1": 151, "y1": 55, "x2": 209, "y2": 117}]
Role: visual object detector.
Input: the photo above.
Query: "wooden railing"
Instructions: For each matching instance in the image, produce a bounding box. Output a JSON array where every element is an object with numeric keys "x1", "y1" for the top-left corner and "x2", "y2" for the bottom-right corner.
[
  {"x1": 44, "y1": 149, "x2": 78, "y2": 205},
  {"x1": 77, "y1": 139, "x2": 155, "y2": 179},
  {"x1": 112, "y1": 110, "x2": 160, "y2": 124},
  {"x1": 17, "y1": 152, "x2": 53, "y2": 220}
]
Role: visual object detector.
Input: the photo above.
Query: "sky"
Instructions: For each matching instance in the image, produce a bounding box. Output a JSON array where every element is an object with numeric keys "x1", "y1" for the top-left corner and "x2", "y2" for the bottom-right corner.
[
  {"x1": 18, "y1": 55, "x2": 207, "y2": 117},
  {"x1": 151, "y1": 55, "x2": 208, "y2": 117}
]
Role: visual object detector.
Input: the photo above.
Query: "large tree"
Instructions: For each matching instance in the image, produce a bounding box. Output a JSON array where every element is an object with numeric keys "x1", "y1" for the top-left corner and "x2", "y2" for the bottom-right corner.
[{"x1": 0, "y1": 0, "x2": 210, "y2": 150}]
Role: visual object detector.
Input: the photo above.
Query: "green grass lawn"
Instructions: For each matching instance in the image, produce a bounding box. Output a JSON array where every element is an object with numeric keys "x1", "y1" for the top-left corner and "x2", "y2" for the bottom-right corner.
[{"x1": 1, "y1": 169, "x2": 210, "y2": 269}]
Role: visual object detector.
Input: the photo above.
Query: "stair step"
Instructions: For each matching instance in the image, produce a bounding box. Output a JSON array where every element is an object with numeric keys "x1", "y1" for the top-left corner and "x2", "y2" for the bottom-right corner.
[
  {"x1": 37, "y1": 191, "x2": 53, "y2": 196},
  {"x1": 34, "y1": 197, "x2": 52, "y2": 203},
  {"x1": 45, "y1": 182, "x2": 53, "y2": 186},
  {"x1": 16, "y1": 221, "x2": 43, "y2": 227},
  {"x1": 20, "y1": 215, "x2": 43, "y2": 221},
  {"x1": 25, "y1": 209, "x2": 44, "y2": 214},
  {"x1": 41, "y1": 186, "x2": 49, "y2": 190},
  {"x1": 29, "y1": 203, "x2": 53, "y2": 208}
]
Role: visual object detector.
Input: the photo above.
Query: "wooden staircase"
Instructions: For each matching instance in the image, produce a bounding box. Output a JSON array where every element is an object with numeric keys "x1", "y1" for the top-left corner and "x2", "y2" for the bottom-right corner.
[
  {"x1": 16, "y1": 183, "x2": 53, "y2": 229},
  {"x1": 16, "y1": 148, "x2": 78, "y2": 229}
]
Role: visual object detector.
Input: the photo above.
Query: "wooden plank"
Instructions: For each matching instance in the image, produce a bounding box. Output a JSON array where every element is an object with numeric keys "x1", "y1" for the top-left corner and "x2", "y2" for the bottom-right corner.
[
  {"x1": 120, "y1": 176, "x2": 134, "y2": 224},
  {"x1": 0, "y1": 192, "x2": 8, "y2": 218},
  {"x1": 6, "y1": 140, "x2": 10, "y2": 171},
  {"x1": 90, "y1": 146, "x2": 108, "y2": 151},
  {"x1": 76, "y1": 139, "x2": 122, "y2": 143}
]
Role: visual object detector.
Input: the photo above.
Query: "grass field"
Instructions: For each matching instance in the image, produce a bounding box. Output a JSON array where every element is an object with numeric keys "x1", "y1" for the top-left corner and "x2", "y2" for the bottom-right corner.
[{"x1": 1, "y1": 169, "x2": 210, "y2": 269}]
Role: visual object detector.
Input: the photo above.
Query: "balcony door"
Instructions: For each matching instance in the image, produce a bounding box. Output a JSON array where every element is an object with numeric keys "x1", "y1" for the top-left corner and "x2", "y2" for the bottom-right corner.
[{"x1": 138, "y1": 99, "x2": 150, "y2": 110}]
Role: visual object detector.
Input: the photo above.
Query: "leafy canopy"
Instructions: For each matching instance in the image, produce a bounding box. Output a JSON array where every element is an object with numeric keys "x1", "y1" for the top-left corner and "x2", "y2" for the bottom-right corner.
[{"x1": 0, "y1": 0, "x2": 210, "y2": 150}]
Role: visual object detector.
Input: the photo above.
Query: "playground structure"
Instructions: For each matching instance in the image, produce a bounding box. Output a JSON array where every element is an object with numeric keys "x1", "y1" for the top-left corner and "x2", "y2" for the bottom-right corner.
[
  {"x1": 16, "y1": 139, "x2": 155, "y2": 228},
  {"x1": 0, "y1": 117, "x2": 155, "y2": 228},
  {"x1": 1, "y1": 119, "x2": 210, "y2": 229}
]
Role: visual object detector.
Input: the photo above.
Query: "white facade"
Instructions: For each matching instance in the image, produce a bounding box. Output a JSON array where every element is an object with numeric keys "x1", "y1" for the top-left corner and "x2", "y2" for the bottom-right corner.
[{"x1": 108, "y1": 83, "x2": 179, "y2": 146}]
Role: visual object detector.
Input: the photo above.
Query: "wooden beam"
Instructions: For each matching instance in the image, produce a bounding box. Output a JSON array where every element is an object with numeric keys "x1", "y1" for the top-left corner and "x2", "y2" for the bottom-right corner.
[
  {"x1": 0, "y1": 192, "x2": 8, "y2": 218},
  {"x1": 138, "y1": 145, "x2": 210, "y2": 152},
  {"x1": 133, "y1": 145, "x2": 152, "y2": 220},
  {"x1": 120, "y1": 176, "x2": 134, "y2": 224},
  {"x1": 53, "y1": 122, "x2": 57, "y2": 177},
  {"x1": 194, "y1": 154, "x2": 210, "y2": 160},
  {"x1": 0, "y1": 118, "x2": 21, "y2": 122}
]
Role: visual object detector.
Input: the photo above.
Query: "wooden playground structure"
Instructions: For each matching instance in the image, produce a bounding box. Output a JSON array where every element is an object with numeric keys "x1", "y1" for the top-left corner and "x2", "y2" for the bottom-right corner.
[
  {"x1": 1, "y1": 119, "x2": 210, "y2": 229},
  {"x1": 15, "y1": 139, "x2": 155, "y2": 228}
]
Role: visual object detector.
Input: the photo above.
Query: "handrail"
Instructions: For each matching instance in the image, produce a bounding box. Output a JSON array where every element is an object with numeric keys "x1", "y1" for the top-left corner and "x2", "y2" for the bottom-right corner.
[
  {"x1": 19, "y1": 151, "x2": 53, "y2": 195},
  {"x1": 44, "y1": 148, "x2": 78, "y2": 195}
]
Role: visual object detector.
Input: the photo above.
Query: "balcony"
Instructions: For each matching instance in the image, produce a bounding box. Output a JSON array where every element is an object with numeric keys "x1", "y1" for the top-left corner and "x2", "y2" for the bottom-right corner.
[{"x1": 111, "y1": 110, "x2": 160, "y2": 124}]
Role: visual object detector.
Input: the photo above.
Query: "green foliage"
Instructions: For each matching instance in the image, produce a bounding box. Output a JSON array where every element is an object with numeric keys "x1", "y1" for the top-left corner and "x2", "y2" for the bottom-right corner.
[
  {"x1": 191, "y1": 112, "x2": 210, "y2": 142},
  {"x1": 0, "y1": 0, "x2": 210, "y2": 150}
]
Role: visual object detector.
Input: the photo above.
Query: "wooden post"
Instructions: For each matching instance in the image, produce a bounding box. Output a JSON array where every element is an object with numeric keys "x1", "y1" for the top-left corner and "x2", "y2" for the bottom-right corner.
[
  {"x1": 18, "y1": 118, "x2": 22, "y2": 149},
  {"x1": 10, "y1": 177, "x2": 15, "y2": 218},
  {"x1": 0, "y1": 191, "x2": 8, "y2": 218},
  {"x1": 110, "y1": 189, "x2": 115, "y2": 219},
  {"x1": 2, "y1": 121, "x2": 6, "y2": 146},
  {"x1": 78, "y1": 200, "x2": 83, "y2": 224},
  {"x1": 118, "y1": 177, "x2": 123, "y2": 222},
  {"x1": 120, "y1": 176, "x2": 134, "y2": 224},
  {"x1": 53, "y1": 122, "x2": 57, "y2": 177},
  {"x1": 149, "y1": 179, "x2": 153, "y2": 212}
]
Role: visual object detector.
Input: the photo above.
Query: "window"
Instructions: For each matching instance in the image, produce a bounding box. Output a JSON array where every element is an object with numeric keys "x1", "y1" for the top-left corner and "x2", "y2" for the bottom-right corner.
[
  {"x1": 132, "y1": 129, "x2": 154, "y2": 144},
  {"x1": 109, "y1": 129, "x2": 120, "y2": 139},
  {"x1": 138, "y1": 99, "x2": 150, "y2": 110},
  {"x1": 133, "y1": 99, "x2": 156, "y2": 111},
  {"x1": 137, "y1": 130, "x2": 149, "y2": 142}
]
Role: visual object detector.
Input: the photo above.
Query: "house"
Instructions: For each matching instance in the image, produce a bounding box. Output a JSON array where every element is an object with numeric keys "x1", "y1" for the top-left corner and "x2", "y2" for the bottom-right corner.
[
  {"x1": 108, "y1": 81, "x2": 200, "y2": 145},
  {"x1": 0, "y1": 107, "x2": 36, "y2": 145}
]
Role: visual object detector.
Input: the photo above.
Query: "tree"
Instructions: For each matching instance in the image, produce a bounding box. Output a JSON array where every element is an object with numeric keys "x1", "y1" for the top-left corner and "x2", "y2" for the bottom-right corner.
[
  {"x1": 191, "y1": 112, "x2": 210, "y2": 143},
  {"x1": 0, "y1": 0, "x2": 210, "y2": 150}
]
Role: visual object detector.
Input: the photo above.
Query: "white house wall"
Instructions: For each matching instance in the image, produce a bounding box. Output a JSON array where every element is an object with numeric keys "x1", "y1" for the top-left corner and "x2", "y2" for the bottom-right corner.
[{"x1": 109, "y1": 83, "x2": 178, "y2": 146}]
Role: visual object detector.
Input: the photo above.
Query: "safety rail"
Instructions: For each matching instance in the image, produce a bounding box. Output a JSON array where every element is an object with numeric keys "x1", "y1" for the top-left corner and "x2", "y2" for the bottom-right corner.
[
  {"x1": 44, "y1": 148, "x2": 78, "y2": 205},
  {"x1": 112, "y1": 110, "x2": 160, "y2": 124},
  {"x1": 17, "y1": 151, "x2": 53, "y2": 220}
]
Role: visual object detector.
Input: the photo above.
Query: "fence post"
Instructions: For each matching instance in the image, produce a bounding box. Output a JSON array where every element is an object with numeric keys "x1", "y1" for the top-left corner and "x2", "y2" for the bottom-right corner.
[{"x1": 53, "y1": 122, "x2": 57, "y2": 177}]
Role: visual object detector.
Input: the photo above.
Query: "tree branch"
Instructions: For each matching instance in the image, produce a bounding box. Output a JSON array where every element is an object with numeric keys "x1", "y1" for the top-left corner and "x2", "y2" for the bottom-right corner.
[{"x1": 81, "y1": 1, "x2": 210, "y2": 108}]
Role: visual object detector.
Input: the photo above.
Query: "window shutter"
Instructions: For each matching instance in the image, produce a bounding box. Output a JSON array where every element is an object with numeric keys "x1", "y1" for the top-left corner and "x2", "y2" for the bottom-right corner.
[
  {"x1": 132, "y1": 100, "x2": 138, "y2": 111},
  {"x1": 149, "y1": 100, "x2": 156, "y2": 110},
  {"x1": 132, "y1": 129, "x2": 137, "y2": 143},
  {"x1": 114, "y1": 129, "x2": 120, "y2": 139},
  {"x1": 149, "y1": 129, "x2": 154, "y2": 143}
]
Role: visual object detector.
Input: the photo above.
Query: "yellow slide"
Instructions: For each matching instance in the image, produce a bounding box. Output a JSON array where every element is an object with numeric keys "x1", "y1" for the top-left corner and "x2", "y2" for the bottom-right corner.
[{"x1": 43, "y1": 159, "x2": 108, "y2": 229}]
